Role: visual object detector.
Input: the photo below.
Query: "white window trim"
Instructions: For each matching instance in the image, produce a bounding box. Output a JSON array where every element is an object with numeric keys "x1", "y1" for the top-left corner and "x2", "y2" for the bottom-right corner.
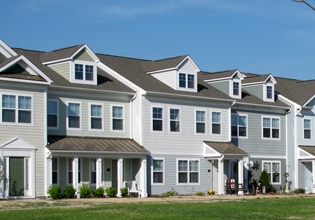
[
  {"x1": 66, "y1": 101, "x2": 82, "y2": 131},
  {"x1": 195, "y1": 109, "x2": 207, "y2": 135},
  {"x1": 177, "y1": 72, "x2": 197, "y2": 92},
  {"x1": 263, "y1": 83, "x2": 274, "y2": 102},
  {"x1": 89, "y1": 102, "x2": 104, "y2": 132},
  {"x1": 303, "y1": 118, "x2": 312, "y2": 140},
  {"x1": 231, "y1": 113, "x2": 248, "y2": 138},
  {"x1": 151, "y1": 106, "x2": 164, "y2": 132},
  {"x1": 261, "y1": 116, "x2": 281, "y2": 140},
  {"x1": 169, "y1": 107, "x2": 181, "y2": 133},
  {"x1": 176, "y1": 158, "x2": 200, "y2": 185},
  {"x1": 47, "y1": 99, "x2": 59, "y2": 130},
  {"x1": 0, "y1": 92, "x2": 34, "y2": 126},
  {"x1": 211, "y1": 111, "x2": 222, "y2": 135},
  {"x1": 110, "y1": 104, "x2": 125, "y2": 132},
  {"x1": 230, "y1": 79, "x2": 242, "y2": 99},
  {"x1": 70, "y1": 60, "x2": 97, "y2": 85},
  {"x1": 262, "y1": 160, "x2": 281, "y2": 185},
  {"x1": 151, "y1": 157, "x2": 165, "y2": 185}
]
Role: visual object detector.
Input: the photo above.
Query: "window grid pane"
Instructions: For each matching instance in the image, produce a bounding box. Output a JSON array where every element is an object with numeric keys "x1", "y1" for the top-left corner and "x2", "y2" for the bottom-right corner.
[
  {"x1": 75, "y1": 64, "x2": 83, "y2": 80},
  {"x1": 179, "y1": 73, "x2": 186, "y2": 88},
  {"x1": 188, "y1": 74, "x2": 194, "y2": 88}
]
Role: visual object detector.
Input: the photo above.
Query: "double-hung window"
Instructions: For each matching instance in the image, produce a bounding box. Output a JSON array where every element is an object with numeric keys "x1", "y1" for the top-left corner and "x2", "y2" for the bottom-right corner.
[
  {"x1": 52, "y1": 158, "x2": 58, "y2": 184},
  {"x1": 178, "y1": 159, "x2": 199, "y2": 184},
  {"x1": 90, "y1": 104, "x2": 103, "y2": 130},
  {"x1": 231, "y1": 114, "x2": 247, "y2": 137},
  {"x1": 152, "y1": 159, "x2": 164, "y2": 184},
  {"x1": 263, "y1": 161, "x2": 280, "y2": 184},
  {"x1": 48, "y1": 100, "x2": 58, "y2": 128},
  {"x1": 212, "y1": 112, "x2": 221, "y2": 134},
  {"x1": 170, "y1": 108, "x2": 180, "y2": 132},
  {"x1": 152, "y1": 107, "x2": 163, "y2": 131},
  {"x1": 67, "y1": 102, "x2": 81, "y2": 129},
  {"x1": 304, "y1": 119, "x2": 311, "y2": 139},
  {"x1": 2, "y1": 94, "x2": 32, "y2": 124},
  {"x1": 263, "y1": 117, "x2": 280, "y2": 139},
  {"x1": 112, "y1": 106, "x2": 124, "y2": 131},
  {"x1": 196, "y1": 110, "x2": 205, "y2": 133}
]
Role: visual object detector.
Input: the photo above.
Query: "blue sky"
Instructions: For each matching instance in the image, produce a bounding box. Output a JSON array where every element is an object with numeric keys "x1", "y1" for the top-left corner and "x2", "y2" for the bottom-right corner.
[{"x1": 1, "y1": 0, "x2": 315, "y2": 80}]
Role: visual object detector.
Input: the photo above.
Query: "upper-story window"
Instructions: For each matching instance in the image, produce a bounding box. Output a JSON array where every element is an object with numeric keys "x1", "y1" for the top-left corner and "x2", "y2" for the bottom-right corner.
[
  {"x1": 48, "y1": 100, "x2": 58, "y2": 128},
  {"x1": 233, "y1": 82, "x2": 239, "y2": 96},
  {"x1": 266, "y1": 86, "x2": 273, "y2": 99},
  {"x1": 196, "y1": 110, "x2": 206, "y2": 134},
  {"x1": 264, "y1": 83, "x2": 274, "y2": 102},
  {"x1": 231, "y1": 114, "x2": 247, "y2": 137},
  {"x1": 212, "y1": 112, "x2": 221, "y2": 134},
  {"x1": 170, "y1": 108, "x2": 180, "y2": 132},
  {"x1": 67, "y1": 102, "x2": 81, "y2": 130},
  {"x1": 179, "y1": 73, "x2": 195, "y2": 89},
  {"x1": 152, "y1": 107, "x2": 163, "y2": 131},
  {"x1": 2, "y1": 94, "x2": 32, "y2": 125},
  {"x1": 304, "y1": 119, "x2": 311, "y2": 139},
  {"x1": 90, "y1": 103, "x2": 103, "y2": 131},
  {"x1": 112, "y1": 105, "x2": 124, "y2": 131},
  {"x1": 72, "y1": 61, "x2": 97, "y2": 85},
  {"x1": 262, "y1": 117, "x2": 280, "y2": 139}
]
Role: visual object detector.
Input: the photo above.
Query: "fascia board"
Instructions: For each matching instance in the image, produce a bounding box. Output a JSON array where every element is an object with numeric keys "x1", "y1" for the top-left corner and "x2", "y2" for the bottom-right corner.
[
  {"x1": 204, "y1": 77, "x2": 231, "y2": 83},
  {"x1": 232, "y1": 70, "x2": 244, "y2": 80},
  {"x1": 0, "y1": 77, "x2": 50, "y2": 85},
  {"x1": 0, "y1": 39, "x2": 17, "y2": 58},
  {"x1": 234, "y1": 101, "x2": 290, "y2": 111},
  {"x1": 71, "y1": 44, "x2": 100, "y2": 63},
  {"x1": 299, "y1": 148, "x2": 314, "y2": 158},
  {"x1": 203, "y1": 143, "x2": 222, "y2": 157},
  {"x1": 176, "y1": 55, "x2": 200, "y2": 72},
  {"x1": 146, "y1": 67, "x2": 177, "y2": 74},
  {"x1": 303, "y1": 94, "x2": 315, "y2": 107}
]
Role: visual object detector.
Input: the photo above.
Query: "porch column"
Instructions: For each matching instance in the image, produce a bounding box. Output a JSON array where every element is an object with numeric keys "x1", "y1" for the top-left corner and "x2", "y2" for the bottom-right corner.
[
  {"x1": 96, "y1": 158, "x2": 102, "y2": 189},
  {"x1": 46, "y1": 155, "x2": 53, "y2": 198},
  {"x1": 139, "y1": 158, "x2": 147, "y2": 197},
  {"x1": 218, "y1": 156, "x2": 225, "y2": 195},
  {"x1": 238, "y1": 160, "x2": 244, "y2": 195},
  {"x1": 312, "y1": 161, "x2": 315, "y2": 193},
  {"x1": 72, "y1": 157, "x2": 79, "y2": 193},
  {"x1": 117, "y1": 159, "x2": 124, "y2": 197}
]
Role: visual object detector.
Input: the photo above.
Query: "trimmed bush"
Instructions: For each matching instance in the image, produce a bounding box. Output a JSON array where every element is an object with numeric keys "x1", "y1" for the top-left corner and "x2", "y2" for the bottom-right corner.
[
  {"x1": 64, "y1": 184, "x2": 76, "y2": 198},
  {"x1": 93, "y1": 187, "x2": 105, "y2": 198},
  {"x1": 195, "y1": 192, "x2": 204, "y2": 196},
  {"x1": 120, "y1": 187, "x2": 128, "y2": 197},
  {"x1": 48, "y1": 185, "x2": 62, "y2": 199},
  {"x1": 259, "y1": 170, "x2": 269, "y2": 192},
  {"x1": 79, "y1": 183, "x2": 92, "y2": 198},
  {"x1": 105, "y1": 187, "x2": 116, "y2": 197},
  {"x1": 294, "y1": 188, "x2": 306, "y2": 194}
]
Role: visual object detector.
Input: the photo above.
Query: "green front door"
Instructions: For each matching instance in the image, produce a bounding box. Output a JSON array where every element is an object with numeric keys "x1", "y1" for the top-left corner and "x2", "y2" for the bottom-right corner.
[{"x1": 9, "y1": 157, "x2": 24, "y2": 196}]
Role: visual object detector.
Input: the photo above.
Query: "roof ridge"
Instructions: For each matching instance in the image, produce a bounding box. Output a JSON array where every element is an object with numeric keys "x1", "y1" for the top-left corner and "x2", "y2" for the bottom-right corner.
[
  {"x1": 96, "y1": 52, "x2": 151, "y2": 62},
  {"x1": 49, "y1": 44, "x2": 85, "y2": 53}
]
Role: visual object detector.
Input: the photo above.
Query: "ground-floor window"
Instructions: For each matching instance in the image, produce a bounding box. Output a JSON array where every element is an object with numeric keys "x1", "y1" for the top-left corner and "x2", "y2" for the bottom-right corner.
[
  {"x1": 262, "y1": 161, "x2": 281, "y2": 184},
  {"x1": 177, "y1": 159, "x2": 199, "y2": 184},
  {"x1": 152, "y1": 158, "x2": 164, "y2": 184}
]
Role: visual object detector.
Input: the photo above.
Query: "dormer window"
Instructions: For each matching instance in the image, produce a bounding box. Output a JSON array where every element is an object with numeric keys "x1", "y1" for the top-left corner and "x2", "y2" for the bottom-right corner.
[
  {"x1": 230, "y1": 78, "x2": 242, "y2": 99},
  {"x1": 266, "y1": 86, "x2": 272, "y2": 99},
  {"x1": 179, "y1": 73, "x2": 195, "y2": 89},
  {"x1": 264, "y1": 83, "x2": 274, "y2": 102},
  {"x1": 233, "y1": 82, "x2": 239, "y2": 96},
  {"x1": 72, "y1": 61, "x2": 97, "y2": 85}
]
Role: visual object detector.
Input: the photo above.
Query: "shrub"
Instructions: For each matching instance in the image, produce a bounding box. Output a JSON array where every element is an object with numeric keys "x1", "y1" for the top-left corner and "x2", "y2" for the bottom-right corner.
[
  {"x1": 294, "y1": 188, "x2": 305, "y2": 194},
  {"x1": 208, "y1": 190, "x2": 215, "y2": 195},
  {"x1": 79, "y1": 183, "x2": 92, "y2": 198},
  {"x1": 120, "y1": 187, "x2": 128, "y2": 197},
  {"x1": 64, "y1": 184, "x2": 76, "y2": 198},
  {"x1": 195, "y1": 192, "x2": 204, "y2": 196},
  {"x1": 93, "y1": 187, "x2": 105, "y2": 198},
  {"x1": 105, "y1": 187, "x2": 116, "y2": 197},
  {"x1": 48, "y1": 185, "x2": 62, "y2": 199},
  {"x1": 163, "y1": 189, "x2": 178, "y2": 197},
  {"x1": 259, "y1": 170, "x2": 269, "y2": 191}
]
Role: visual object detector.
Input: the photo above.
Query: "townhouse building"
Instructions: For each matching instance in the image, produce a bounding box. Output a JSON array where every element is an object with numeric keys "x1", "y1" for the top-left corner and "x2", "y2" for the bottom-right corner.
[{"x1": 0, "y1": 39, "x2": 312, "y2": 199}]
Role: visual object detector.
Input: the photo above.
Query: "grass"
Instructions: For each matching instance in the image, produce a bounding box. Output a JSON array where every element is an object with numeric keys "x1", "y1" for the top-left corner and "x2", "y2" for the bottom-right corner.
[{"x1": 1, "y1": 197, "x2": 315, "y2": 219}]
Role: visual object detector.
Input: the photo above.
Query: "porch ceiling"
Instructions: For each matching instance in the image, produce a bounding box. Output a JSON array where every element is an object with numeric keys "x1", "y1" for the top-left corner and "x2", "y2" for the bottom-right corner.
[
  {"x1": 204, "y1": 141, "x2": 248, "y2": 156},
  {"x1": 47, "y1": 136, "x2": 150, "y2": 154},
  {"x1": 299, "y1": 145, "x2": 315, "y2": 156}
]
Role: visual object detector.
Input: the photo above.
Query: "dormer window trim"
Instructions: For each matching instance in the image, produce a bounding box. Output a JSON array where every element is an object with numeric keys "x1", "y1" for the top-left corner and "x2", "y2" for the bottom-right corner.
[
  {"x1": 263, "y1": 83, "x2": 274, "y2": 102},
  {"x1": 177, "y1": 72, "x2": 197, "y2": 92},
  {"x1": 230, "y1": 79, "x2": 242, "y2": 99},
  {"x1": 71, "y1": 60, "x2": 97, "y2": 85}
]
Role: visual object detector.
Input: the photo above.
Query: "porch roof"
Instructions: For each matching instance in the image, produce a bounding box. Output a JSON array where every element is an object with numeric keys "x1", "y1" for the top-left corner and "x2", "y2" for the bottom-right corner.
[
  {"x1": 204, "y1": 141, "x2": 248, "y2": 156},
  {"x1": 299, "y1": 145, "x2": 315, "y2": 156},
  {"x1": 47, "y1": 136, "x2": 150, "y2": 154}
]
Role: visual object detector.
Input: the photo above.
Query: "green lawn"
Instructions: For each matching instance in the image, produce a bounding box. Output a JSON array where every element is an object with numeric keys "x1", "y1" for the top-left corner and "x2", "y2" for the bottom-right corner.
[{"x1": 1, "y1": 197, "x2": 314, "y2": 219}]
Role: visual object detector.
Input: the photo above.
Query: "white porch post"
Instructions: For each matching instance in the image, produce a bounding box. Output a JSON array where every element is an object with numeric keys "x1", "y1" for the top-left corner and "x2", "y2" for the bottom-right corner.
[
  {"x1": 73, "y1": 157, "x2": 79, "y2": 194},
  {"x1": 238, "y1": 160, "x2": 244, "y2": 195},
  {"x1": 46, "y1": 155, "x2": 52, "y2": 198},
  {"x1": 117, "y1": 158, "x2": 123, "y2": 197},
  {"x1": 312, "y1": 160, "x2": 315, "y2": 193},
  {"x1": 96, "y1": 158, "x2": 102, "y2": 189},
  {"x1": 218, "y1": 157, "x2": 225, "y2": 195},
  {"x1": 139, "y1": 158, "x2": 147, "y2": 197}
]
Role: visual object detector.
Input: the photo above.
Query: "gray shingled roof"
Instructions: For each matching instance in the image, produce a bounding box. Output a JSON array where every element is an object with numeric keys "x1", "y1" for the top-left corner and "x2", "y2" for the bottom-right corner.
[
  {"x1": 47, "y1": 136, "x2": 150, "y2": 154},
  {"x1": 204, "y1": 141, "x2": 248, "y2": 155},
  {"x1": 299, "y1": 145, "x2": 315, "y2": 156},
  {"x1": 243, "y1": 74, "x2": 271, "y2": 84},
  {"x1": 40, "y1": 44, "x2": 85, "y2": 63},
  {"x1": 12, "y1": 48, "x2": 135, "y2": 93},
  {"x1": 203, "y1": 69, "x2": 238, "y2": 81}
]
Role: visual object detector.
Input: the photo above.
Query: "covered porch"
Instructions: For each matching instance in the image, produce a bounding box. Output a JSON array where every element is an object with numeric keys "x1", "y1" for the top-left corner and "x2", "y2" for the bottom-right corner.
[
  {"x1": 204, "y1": 141, "x2": 249, "y2": 195},
  {"x1": 46, "y1": 136, "x2": 150, "y2": 197},
  {"x1": 298, "y1": 145, "x2": 315, "y2": 193}
]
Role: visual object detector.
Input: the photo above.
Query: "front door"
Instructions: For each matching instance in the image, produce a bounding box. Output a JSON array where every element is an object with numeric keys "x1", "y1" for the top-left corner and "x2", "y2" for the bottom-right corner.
[
  {"x1": 305, "y1": 162, "x2": 312, "y2": 192},
  {"x1": 9, "y1": 157, "x2": 25, "y2": 197}
]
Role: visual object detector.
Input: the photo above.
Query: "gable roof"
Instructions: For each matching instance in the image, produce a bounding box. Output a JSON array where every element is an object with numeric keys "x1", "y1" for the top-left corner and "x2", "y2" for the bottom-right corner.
[
  {"x1": 204, "y1": 141, "x2": 248, "y2": 156},
  {"x1": 299, "y1": 145, "x2": 315, "y2": 156},
  {"x1": 243, "y1": 74, "x2": 276, "y2": 85}
]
